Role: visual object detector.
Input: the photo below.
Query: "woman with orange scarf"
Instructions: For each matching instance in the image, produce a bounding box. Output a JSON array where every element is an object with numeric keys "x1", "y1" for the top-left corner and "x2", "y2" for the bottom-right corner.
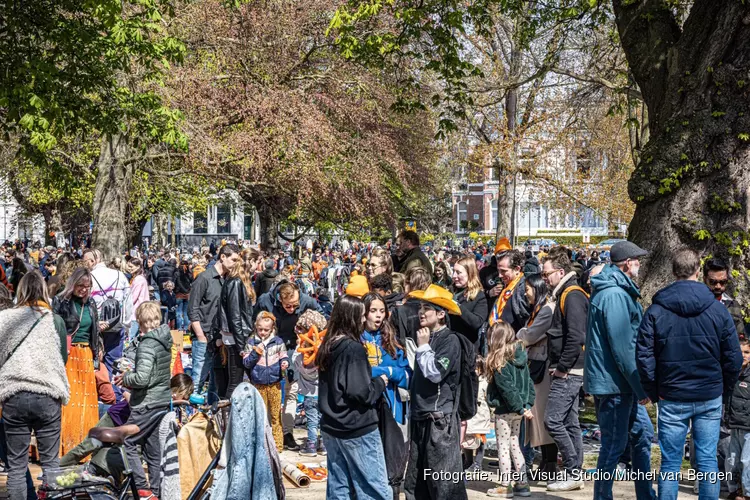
[{"x1": 52, "y1": 267, "x2": 101, "y2": 455}]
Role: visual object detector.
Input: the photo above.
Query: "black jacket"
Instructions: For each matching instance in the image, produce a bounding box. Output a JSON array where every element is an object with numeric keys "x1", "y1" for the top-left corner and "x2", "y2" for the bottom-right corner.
[
  {"x1": 319, "y1": 337, "x2": 386, "y2": 439},
  {"x1": 157, "y1": 262, "x2": 176, "y2": 290},
  {"x1": 254, "y1": 269, "x2": 278, "y2": 297},
  {"x1": 727, "y1": 366, "x2": 750, "y2": 430},
  {"x1": 479, "y1": 260, "x2": 500, "y2": 310},
  {"x1": 636, "y1": 280, "x2": 742, "y2": 403},
  {"x1": 523, "y1": 257, "x2": 541, "y2": 275},
  {"x1": 188, "y1": 265, "x2": 224, "y2": 340},
  {"x1": 52, "y1": 296, "x2": 100, "y2": 368},
  {"x1": 392, "y1": 299, "x2": 422, "y2": 346},
  {"x1": 174, "y1": 267, "x2": 193, "y2": 295},
  {"x1": 547, "y1": 275, "x2": 588, "y2": 374},
  {"x1": 216, "y1": 277, "x2": 254, "y2": 348},
  {"x1": 449, "y1": 287, "x2": 488, "y2": 343},
  {"x1": 411, "y1": 327, "x2": 461, "y2": 419}
]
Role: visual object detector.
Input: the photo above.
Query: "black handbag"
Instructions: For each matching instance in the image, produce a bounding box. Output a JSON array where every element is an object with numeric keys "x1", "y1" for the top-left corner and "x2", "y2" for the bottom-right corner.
[
  {"x1": 377, "y1": 395, "x2": 408, "y2": 488},
  {"x1": 528, "y1": 358, "x2": 547, "y2": 385}
]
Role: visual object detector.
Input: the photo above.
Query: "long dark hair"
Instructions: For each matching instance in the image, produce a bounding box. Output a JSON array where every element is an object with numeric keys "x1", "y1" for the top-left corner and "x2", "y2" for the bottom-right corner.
[
  {"x1": 525, "y1": 273, "x2": 548, "y2": 325},
  {"x1": 363, "y1": 292, "x2": 401, "y2": 358},
  {"x1": 316, "y1": 295, "x2": 365, "y2": 371},
  {"x1": 525, "y1": 273, "x2": 548, "y2": 306}
]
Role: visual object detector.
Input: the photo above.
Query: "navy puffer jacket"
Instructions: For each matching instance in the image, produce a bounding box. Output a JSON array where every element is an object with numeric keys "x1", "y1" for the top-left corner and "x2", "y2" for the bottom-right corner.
[{"x1": 636, "y1": 280, "x2": 742, "y2": 403}]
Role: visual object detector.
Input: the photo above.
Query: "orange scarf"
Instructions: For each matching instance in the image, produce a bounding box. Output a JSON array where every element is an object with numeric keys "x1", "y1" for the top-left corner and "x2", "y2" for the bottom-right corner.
[
  {"x1": 33, "y1": 300, "x2": 51, "y2": 310},
  {"x1": 489, "y1": 273, "x2": 523, "y2": 326}
]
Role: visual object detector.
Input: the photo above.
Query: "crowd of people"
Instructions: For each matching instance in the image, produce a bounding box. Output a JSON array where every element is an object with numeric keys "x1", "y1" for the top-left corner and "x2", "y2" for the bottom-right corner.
[{"x1": 0, "y1": 230, "x2": 747, "y2": 500}]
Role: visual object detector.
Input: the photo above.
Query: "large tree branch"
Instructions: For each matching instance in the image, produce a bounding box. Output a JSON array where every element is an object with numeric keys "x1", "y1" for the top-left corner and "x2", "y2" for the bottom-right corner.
[
  {"x1": 550, "y1": 65, "x2": 642, "y2": 101},
  {"x1": 612, "y1": 0, "x2": 680, "y2": 133}
]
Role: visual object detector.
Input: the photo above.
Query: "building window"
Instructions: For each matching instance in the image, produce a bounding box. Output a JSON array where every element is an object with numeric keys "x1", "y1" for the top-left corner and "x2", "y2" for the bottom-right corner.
[
  {"x1": 457, "y1": 201, "x2": 468, "y2": 231},
  {"x1": 490, "y1": 199, "x2": 498, "y2": 232},
  {"x1": 488, "y1": 165, "x2": 498, "y2": 182},
  {"x1": 193, "y1": 210, "x2": 208, "y2": 234},
  {"x1": 217, "y1": 204, "x2": 232, "y2": 234},
  {"x1": 243, "y1": 212, "x2": 254, "y2": 240}
]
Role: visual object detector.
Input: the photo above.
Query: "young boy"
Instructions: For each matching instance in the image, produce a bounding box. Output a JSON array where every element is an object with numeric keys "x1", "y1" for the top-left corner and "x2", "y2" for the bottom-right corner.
[
  {"x1": 726, "y1": 339, "x2": 750, "y2": 500},
  {"x1": 242, "y1": 311, "x2": 288, "y2": 453},
  {"x1": 114, "y1": 301, "x2": 173, "y2": 500},
  {"x1": 404, "y1": 284, "x2": 468, "y2": 500}
]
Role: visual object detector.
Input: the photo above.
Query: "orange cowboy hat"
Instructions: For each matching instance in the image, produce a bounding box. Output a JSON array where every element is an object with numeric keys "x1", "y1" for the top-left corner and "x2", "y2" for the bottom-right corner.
[
  {"x1": 408, "y1": 284, "x2": 462, "y2": 316},
  {"x1": 494, "y1": 237, "x2": 512, "y2": 255}
]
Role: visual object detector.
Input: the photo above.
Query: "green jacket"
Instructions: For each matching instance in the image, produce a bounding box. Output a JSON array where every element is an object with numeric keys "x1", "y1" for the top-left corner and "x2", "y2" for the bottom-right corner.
[
  {"x1": 122, "y1": 324, "x2": 173, "y2": 410},
  {"x1": 487, "y1": 344, "x2": 535, "y2": 415}
]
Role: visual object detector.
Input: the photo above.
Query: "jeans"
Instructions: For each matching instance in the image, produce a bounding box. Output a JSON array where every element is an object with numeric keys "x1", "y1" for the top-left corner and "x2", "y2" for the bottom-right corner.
[
  {"x1": 593, "y1": 394, "x2": 656, "y2": 500},
  {"x1": 191, "y1": 340, "x2": 207, "y2": 394},
  {"x1": 323, "y1": 429, "x2": 391, "y2": 500},
  {"x1": 544, "y1": 374, "x2": 583, "y2": 473},
  {"x1": 102, "y1": 329, "x2": 125, "y2": 400},
  {"x1": 128, "y1": 321, "x2": 140, "y2": 342},
  {"x1": 658, "y1": 395, "x2": 722, "y2": 500},
  {"x1": 725, "y1": 428, "x2": 750, "y2": 493},
  {"x1": 212, "y1": 345, "x2": 244, "y2": 400},
  {"x1": 176, "y1": 298, "x2": 189, "y2": 331},
  {"x1": 304, "y1": 396, "x2": 320, "y2": 444},
  {"x1": 3, "y1": 392, "x2": 62, "y2": 500},
  {"x1": 0, "y1": 419, "x2": 36, "y2": 500}
]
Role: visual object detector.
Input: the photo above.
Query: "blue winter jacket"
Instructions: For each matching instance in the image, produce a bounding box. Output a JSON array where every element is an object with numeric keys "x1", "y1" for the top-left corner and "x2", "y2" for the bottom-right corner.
[
  {"x1": 636, "y1": 280, "x2": 742, "y2": 403},
  {"x1": 361, "y1": 330, "x2": 412, "y2": 424},
  {"x1": 243, "y1": 334, "x2": 288, "y2": 386},
  {"x1": 584, "y1": 265, "x2": 646, "y2": 399}
]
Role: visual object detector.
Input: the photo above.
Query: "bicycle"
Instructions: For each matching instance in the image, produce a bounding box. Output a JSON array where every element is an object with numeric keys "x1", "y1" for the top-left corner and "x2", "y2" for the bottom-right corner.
[
  {"x1": 39, "y1": 400, "x2": 230, "y2": 500},
  {"x1": 38, "y1": 424, "x2": 141, "y2": 499}
]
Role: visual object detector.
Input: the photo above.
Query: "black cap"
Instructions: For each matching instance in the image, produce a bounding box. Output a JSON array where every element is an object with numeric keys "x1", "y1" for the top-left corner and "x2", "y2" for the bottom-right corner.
[{"x1": 610, "y1": 241, "x2": 648, "y2": 263}]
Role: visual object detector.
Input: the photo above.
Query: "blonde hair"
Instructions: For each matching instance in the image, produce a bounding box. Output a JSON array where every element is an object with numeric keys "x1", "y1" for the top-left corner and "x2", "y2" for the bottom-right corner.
[
  {"x1": 485, "y1": 321, "x2": 520, "y2": 378},
  {"x1": 454, "y1": 256, "x2": 483, "y2": 301},
  {"x1": 136, "y1": 301, "x2": 162, "y2": 332},
  {"x1": 255, "y1": 311, "x2": 277, "y2": 332},
  {"x1": 391, "y1": 272, "x2": 405, "y2": 294},
  {"x1": 370, "y1": 248, "x2": 394, "y2": 275}
]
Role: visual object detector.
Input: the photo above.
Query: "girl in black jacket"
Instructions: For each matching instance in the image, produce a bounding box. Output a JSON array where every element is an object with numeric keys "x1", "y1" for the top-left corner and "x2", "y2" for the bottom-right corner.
[
  {"x1": 450, "y1": 256, "x2": 489, "y2": 344},
  {"x1": 316, "y1": 295, "x2": 391, "y2": 500}
]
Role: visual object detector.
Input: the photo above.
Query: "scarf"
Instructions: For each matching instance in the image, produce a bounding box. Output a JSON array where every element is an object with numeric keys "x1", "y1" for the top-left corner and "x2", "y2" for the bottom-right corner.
[
  {"x1": 33, "y1": 300, "x2": 52, "y2": 310},
  {"x1": 489, "y1": 272, "x2": 523, "y2": 326}
]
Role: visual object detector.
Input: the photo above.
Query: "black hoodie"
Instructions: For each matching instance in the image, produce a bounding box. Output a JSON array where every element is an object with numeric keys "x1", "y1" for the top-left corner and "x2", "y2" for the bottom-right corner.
[{"x1": 319, "y1": 337, "x2": 386, "y2": 439}]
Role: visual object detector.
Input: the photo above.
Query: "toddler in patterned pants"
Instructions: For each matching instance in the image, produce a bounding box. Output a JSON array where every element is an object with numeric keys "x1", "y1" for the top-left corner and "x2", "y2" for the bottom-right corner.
[{"x1": 484, "y1": 321, "x2": 535, "y2": 498}]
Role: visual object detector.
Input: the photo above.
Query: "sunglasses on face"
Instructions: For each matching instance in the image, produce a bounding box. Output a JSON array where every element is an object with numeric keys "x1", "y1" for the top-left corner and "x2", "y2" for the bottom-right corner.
[{"x1": 708, "y1": 279, "x2": 728, "y2": 286}]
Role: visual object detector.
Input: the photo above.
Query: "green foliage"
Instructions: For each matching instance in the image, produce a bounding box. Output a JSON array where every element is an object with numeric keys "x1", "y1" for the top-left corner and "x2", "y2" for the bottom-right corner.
[
  {"x1": 326, "y1": 0, "x2": 607, "y2": 134},
  {"x1": 709, "y1": 194, "x2": 742, "y2": 213},
  {"x1": 0, "y1": 0, "x2": 187, "y2": 160},
  {"x1": 658, "y1": 163, "x2": 692, "y2": 194}
]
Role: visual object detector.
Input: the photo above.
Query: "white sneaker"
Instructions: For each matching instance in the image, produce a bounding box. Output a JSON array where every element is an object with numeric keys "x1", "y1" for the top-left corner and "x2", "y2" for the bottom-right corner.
[{"x1": 547, "y1": 479, "x2": 584, "y2": 492}]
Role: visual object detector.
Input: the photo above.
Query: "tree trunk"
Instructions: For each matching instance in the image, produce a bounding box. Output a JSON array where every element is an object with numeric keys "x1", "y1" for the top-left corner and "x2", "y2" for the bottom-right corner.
[
  {"x1": 91, "y1": 135, "x2": 133, "y2": 261},
  {"x1": 614, "y1": 0, "x2": 750, "y2": 302},
  {"x1": 258, "y1": 205, "x2": 279, "y2": 252},
  {"x1": 496, "y1": 84, "x2": 519, "y2": 243}
]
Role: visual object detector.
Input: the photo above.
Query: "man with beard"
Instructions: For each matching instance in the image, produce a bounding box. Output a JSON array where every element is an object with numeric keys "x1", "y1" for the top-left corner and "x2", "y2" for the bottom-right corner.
[{"x1": 703, "y1": 257, "x2": 745, "y2": 339}]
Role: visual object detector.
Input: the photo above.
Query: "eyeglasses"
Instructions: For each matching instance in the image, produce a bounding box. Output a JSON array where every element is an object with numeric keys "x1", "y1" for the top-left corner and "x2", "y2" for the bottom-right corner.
[
  {"x1": 542, "y1": 269, "x2": 562, "y2": 278},
  {"x1": 708, "y1": 279, "x2": 728, "y2": 286},
  {"x1": 365, "y1": 263, "x2": 383, "y2": 269}
]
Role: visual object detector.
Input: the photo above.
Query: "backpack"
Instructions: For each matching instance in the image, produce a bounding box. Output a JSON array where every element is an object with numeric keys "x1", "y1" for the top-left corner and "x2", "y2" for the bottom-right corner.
[
  {"x1": 559, "y1": 285, "x2": 590, "y2": 317},
  {"x1": 454, "y1": 332, "x2": 478, "y2": 421},
  {"x1": 92, "y1": 274, "x2": 124, "y2": 332}
]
